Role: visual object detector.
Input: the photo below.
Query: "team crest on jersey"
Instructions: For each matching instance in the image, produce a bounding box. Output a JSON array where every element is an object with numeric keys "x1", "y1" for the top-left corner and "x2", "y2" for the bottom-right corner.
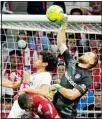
[
  {"x1": 75, "y1": 73, "x2": 81, "y2": 79},
  {"x1": 80, "y1": 84, "x2": 86, "y2": 91},
  {"x1": 21, "y1": 114, "x2": 29, "y2": 118}
]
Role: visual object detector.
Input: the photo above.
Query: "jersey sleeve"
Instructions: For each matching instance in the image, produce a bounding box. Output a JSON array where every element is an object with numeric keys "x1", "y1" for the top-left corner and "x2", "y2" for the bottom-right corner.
[
  {"x1": 74, "y1": 76, "x2": 92, "y2": 95},
  {"x1": 63, "y1": 50, "x2": 76, "y2": 76},
  {"x1": 62, "y1": 49, "x2": 76, "y2": 66}
]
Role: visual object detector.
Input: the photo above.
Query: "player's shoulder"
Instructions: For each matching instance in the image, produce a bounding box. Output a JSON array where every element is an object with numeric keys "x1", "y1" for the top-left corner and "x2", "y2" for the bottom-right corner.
[
  {"x1": 32, "y1": 73, "x2": 37, "y2": 76},
  {"x1": 39, "y1": 72, "x2": 51, "y2": 76}
]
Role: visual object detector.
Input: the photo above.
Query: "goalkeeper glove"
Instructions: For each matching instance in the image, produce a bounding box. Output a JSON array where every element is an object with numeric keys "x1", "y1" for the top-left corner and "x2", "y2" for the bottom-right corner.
[
  {"x1": 60, "y1": 14, "x2": 68, "y2": 31},
  {"x1": 47, "y1": 89, "x2": 57, "y2": 101}
]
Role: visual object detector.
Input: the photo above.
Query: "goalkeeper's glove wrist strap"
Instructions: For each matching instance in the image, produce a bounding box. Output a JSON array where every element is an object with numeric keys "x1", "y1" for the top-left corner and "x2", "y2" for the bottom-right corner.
[{"x1": 56, "y1": 85, "x2": 63, "y2": 91}]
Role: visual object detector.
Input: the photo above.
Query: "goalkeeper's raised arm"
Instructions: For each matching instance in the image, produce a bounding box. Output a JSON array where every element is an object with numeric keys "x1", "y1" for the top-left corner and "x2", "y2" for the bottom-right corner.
[
  {"x1": 57, "y1": 15, "x2": 68, "y2": 54},
  {"x1": 57, "y1": 15, "x2": 76, "y2": 68}
]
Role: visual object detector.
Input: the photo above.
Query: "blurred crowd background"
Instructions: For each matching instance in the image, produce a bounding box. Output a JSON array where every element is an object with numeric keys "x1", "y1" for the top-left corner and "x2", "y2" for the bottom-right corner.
[{"x1": 1, "y1": 1, "x2": 102, "y2": 15}]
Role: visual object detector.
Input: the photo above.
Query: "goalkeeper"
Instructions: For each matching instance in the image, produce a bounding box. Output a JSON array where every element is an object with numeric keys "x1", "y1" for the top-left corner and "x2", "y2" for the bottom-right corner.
[{"x1": 51, "y1": 15, "x2": 98, "y2": 118}]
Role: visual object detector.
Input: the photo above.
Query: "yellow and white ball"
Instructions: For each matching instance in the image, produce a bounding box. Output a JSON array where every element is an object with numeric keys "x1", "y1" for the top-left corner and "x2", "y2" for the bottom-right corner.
[{"x1": 46, "y1": 5, "x2": 64, "y2": 22}]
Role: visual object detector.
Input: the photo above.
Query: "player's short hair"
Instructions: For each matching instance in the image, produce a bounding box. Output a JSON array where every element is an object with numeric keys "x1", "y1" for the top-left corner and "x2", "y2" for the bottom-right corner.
[
  {"x1": 9, "y1": 50, "x2": 21, "y2": 56},
  {"x1": 18, "y1": 94, "x2": 29, "y2": 110},
  {"x1": 40, "y1": 51, "x2": 58, "y2": 71},
  {"x1": 89, "y1": 34, "x2": 101, "y2": 40},
  {"x1": 70, "y1": 8, "x2": 83, "y2": 15},
  {"x1": 68, "y1": 34, "x2": 75, "y2": 39},
  {"x1": 19, "y1": 30, "x2": 26, "y2": 35},
  {"x1": 89, "y1": 52, "x2": 98, "y2": 69},
  {"x1": 95, "y1": 86, "x2": 102, "y2": 91}
]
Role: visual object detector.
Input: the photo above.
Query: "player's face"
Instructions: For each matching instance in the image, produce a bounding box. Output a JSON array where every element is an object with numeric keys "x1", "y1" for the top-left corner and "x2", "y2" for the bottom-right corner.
[
  {"x1": 10, "y1": 55, "x2": 21, "y2": 67},
  {"x1": 33, "y1": 55, "x2": 45, "y2": 69},
  {"x1": 26, "y1": 98, "x2": 34, "y2": 111},
  {"x1": 57, "y1": 65, "x2": 65, "y2": 76},
  {"x1": 78, "y1": 52, "x2": 95, "y2": 65},
  {"x1": 20, "y1": 33, "x2": 27, "y2": 40},
  {"x1": 89, "y1": 40, "x2": 99, "y2": 48},
  {"x1": 91, "y1": 2, "x2": 102, "y2": 13},
  {"x1": 68, "y1": 39, "x2": 76, "y2": 49},
  {"x1": 95, "y1": 91, "x2": 102, "y2": 108}
]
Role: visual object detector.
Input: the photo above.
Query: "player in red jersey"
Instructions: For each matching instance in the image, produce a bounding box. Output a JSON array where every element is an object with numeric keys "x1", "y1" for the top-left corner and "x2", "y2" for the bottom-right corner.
[{"x1": 18, "y1": 93, "x2": 61, "y2": 118}]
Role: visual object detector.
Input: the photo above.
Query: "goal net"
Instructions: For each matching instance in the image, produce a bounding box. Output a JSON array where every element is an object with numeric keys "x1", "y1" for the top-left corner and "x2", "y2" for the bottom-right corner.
[{"x1": 1, "y1": 15, "x2": 102, "y2": 118}]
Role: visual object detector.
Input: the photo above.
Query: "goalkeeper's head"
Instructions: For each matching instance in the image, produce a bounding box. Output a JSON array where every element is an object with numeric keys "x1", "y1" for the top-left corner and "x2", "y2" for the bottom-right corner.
[
  {"x1": 33, "y1": 51, "x2": 58, "y2": 71},
  {"x1": 78, "y1": 52, "x2": 98, "y2": 69}
]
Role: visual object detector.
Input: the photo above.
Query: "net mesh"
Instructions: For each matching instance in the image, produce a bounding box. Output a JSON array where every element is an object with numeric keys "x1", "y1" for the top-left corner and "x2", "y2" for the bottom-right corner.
[
  {"x1": 2, "y1": 21, "x2": 101, "y2": 34},
  {"x1": 1, "y1": 15, "x2": 102, "y2": 118}
]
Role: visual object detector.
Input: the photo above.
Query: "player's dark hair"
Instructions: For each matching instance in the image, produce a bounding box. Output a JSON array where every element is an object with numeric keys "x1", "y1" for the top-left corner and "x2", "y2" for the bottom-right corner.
[
  {"x1": 89, "y1": 34, "x2": 101, "y2": 40},
  {"x1": 89, "y1": 52, "x2": 98, "y2": 69},
  {"x1": 95, "y1": 87, "x2": 101, "y2": 91},
  {"x1": 18, "y1": 94, "x2": 30, "y2": 110},
  {"x1": 68, "y1": 34, "x2": 75, "y2": 39},
  {"x1": 40, "y1": 51, "x2": 58, "y2": 71},
  {"x1": 19, "y1": 30, "x2": 26, "y2": 35},
  {"x1": 70, "y1": 8, "x2": 83, "y2": 15},
  {"x1": 9, "y1": 50, "x2": 21, "y2": 56}
]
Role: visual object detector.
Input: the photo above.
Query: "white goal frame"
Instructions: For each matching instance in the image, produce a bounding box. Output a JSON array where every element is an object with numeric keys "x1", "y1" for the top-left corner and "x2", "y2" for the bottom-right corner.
[{"x1": 1, "y1": 14, "x2": 101, "y2": 34}]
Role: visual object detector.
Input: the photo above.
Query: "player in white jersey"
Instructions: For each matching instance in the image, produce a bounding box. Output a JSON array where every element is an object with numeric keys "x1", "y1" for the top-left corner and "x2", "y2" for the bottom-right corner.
[{"x1": 1, "y1": 51, "x2": 58, "y2": 118}]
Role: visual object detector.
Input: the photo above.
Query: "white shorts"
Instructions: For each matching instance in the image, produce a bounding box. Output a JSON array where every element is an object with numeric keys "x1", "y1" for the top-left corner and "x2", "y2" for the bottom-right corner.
[{"x1": 7, "y1": 100, "x2": 32, "y2": 118}]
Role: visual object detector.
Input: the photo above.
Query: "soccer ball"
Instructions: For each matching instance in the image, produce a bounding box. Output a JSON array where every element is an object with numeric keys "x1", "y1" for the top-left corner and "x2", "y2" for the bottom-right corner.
[
  {"x1": 18, "y1": 39, "x2": 27, "y2": 49},
  {"x1": 46, "y1": 5, "x2": 64, "y2": 22}
]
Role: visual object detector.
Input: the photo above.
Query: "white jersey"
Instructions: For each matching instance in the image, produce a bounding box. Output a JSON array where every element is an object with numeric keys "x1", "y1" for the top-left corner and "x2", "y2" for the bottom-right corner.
[
  {"x1": 8, "y1": 71, "x2": 52, "y2": 118},
  {"x1": 29, "y1": 72, "x2": 52, "y2": 89}
]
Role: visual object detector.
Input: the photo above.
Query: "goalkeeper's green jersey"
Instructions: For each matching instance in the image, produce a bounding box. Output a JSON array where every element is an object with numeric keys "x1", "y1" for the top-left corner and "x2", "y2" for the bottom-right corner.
[{"x1": 53, "y1": 49, "x2": 92, "y2": 118}]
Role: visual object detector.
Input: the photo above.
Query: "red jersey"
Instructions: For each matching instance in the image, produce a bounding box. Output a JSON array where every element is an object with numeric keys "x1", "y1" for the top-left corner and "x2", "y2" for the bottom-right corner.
[
  {"x1": 31, "y1": 95, "x2": 61, "y2": 118},
  {"x1": 3, "y1": 56, "x2": 23, "y2": 95}
]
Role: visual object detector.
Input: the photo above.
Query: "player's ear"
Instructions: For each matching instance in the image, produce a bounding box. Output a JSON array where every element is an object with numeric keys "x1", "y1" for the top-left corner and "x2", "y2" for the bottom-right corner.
[
  {"x1": 89, "y1": 60, "x2": 94, "y2": 65},
  {"x1": 43, "y1": 62, "x2": 48, "y2": 67}
]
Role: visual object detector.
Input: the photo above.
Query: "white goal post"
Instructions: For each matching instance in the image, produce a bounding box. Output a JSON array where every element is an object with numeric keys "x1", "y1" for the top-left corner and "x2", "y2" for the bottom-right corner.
[{"x1": 1, "y1": 15, "x2": 101, "y2": 34}]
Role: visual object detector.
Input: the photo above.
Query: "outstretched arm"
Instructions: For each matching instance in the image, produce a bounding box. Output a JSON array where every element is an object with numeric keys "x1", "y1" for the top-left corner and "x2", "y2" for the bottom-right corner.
[
  {"x1": 1, "y1": 80, "x2": 21, "y2": 88},
  {"x1": 51, "y1": 75, "x2": 92, "y2": 100},
  {"x1": 1, "y1": 71, "x2": 30, "y2": 88},
  {"x1": 19, "y1": 84, "x2": 50, "y2": 97},
  {"x1": 57, "y1": 30, "x2": 74, "y2": 66}
]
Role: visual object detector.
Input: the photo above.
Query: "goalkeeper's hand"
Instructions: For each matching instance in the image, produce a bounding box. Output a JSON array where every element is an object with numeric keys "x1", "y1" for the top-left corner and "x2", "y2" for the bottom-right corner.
[
  {"x1": 51, "y1": 84, "x2": 63, "y2": 92},
  {"x1": 47, "y1": 89, "x2": 57, "y2": 100},
  {"x1": 60, "y1": 14, "x2": 68, "y2": 31},
  {"x1": 47, "y1": 84, "x2": 63, "y2": 100}
]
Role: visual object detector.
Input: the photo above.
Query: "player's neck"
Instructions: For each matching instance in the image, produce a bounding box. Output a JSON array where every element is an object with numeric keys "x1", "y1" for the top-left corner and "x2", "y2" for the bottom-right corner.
[{"x1": 37, "y1": 68, "x2": 46, "y2": 73}]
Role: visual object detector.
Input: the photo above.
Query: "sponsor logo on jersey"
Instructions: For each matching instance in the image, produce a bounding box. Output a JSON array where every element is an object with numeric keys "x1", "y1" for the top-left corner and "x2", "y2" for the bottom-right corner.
[
  {"x1": 75, "y1": 73, "x2": 81, "y2": 79},
  {"x1": 65, "y1": 71, "x2": 77, "y2": 87},
  {"x1": 21, "y1": 114, "x2": 29, "y2": 118}
]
